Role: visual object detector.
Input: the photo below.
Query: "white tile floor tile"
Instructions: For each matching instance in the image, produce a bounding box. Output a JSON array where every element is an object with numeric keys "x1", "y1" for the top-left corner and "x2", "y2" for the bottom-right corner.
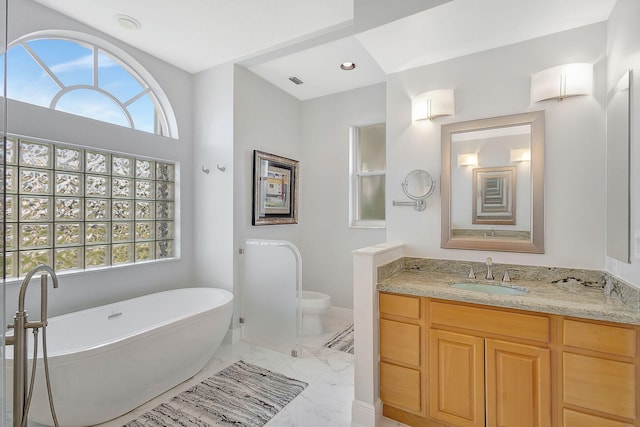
[
  {"x1": 26, "y1": 315, "x2": 407, "y2": 427},
  {"x1": 95, "y1": 317, "x2": 358, "y2": 427}
]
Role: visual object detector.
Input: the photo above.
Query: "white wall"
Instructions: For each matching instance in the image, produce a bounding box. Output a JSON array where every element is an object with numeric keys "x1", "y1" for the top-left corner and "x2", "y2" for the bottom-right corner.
[
  {"x1": 5, "y1": 0, "x2": 195, "y2": 319},
  {"x1": 192, "y1": 62, "x2": 235, "y2": 295},
  {"x1": 192, "y1": 67, "x2": 386, "y2": 314},
  {"x1": 301, "y1": 84, "x2": 387, "y2": 308},
  {"x1": 386, "y1": 23, "x2": 608, "y2": 269},
  {"x1": 605, "y1": 0, "x2": 640, "y2": 285},
  {"x1": 232, "y1": 66, "x2": 303, "y2": 249}
]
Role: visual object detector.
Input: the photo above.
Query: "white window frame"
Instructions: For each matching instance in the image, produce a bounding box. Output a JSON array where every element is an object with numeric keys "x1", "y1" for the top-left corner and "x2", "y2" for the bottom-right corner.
[
  {"x1": 7, "y1": 30, "x2": 179, "y2": 139},
  {"x1": 349, "y1": 124, "x2": 386, "y2": 229}
]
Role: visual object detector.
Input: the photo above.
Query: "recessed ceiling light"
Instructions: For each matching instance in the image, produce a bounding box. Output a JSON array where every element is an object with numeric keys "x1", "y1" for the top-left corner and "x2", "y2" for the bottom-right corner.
[
  {"x1": 340, "y1": 62, "x2": 356, "y2": 71},
  {"x1": 115, "y1": 14, "x2": 142, "y2": 30}
]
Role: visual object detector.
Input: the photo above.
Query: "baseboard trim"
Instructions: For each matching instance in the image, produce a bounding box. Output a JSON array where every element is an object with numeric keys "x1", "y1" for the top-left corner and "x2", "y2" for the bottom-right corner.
[
  {"x1": 328, "y1": 305, "x2": 354, "y2": 322},
  {"x1": 224, "y1": 326, "x2": 242, "y2": 344},
  {"x1": 351, "y1": 398, "x2": 382, "y2": 427}
]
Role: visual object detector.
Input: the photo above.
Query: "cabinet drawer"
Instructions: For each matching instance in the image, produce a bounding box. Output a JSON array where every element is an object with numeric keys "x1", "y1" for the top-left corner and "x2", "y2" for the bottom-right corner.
[
  {"x1": 380, "y1": 361, "x2": 422, "y2": 414},
  {"x1": 562, "y1": 318, "x2": 636, "y2": 357},
  {"x1": 380, "y1": 319, "x2": 421, "y2": 366},
  {"x1": 380, "y1": 293, "x2": 420, "y2": 319},
  {"x1": 563, "y1": 409, "x2": 634, "y2": 427},
  {"x1": 430, "y1": 301, "x2": 550, "y2": 342},
  {"x1": 563, "y1": 352, "x2": 636, "y2": 419}
]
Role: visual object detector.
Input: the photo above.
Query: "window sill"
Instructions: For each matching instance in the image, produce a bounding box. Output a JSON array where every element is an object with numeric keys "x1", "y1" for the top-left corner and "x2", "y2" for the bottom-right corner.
[
  {"x1": 349, "y1": 221, "x2": 386, "y2": 230},
  {"x1": 3, "y1": 256, "x2": 181, "y2": 287}
]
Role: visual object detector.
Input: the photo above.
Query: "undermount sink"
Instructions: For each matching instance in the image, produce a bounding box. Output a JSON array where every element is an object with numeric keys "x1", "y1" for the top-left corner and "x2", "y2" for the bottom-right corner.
[{"x1": 450, "y1": 282, "x2": 528, "y2": 296}]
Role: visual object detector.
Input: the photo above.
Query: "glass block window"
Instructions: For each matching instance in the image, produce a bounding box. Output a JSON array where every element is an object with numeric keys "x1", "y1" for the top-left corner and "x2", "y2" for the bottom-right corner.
[{"x1": 3, "y1": 136, "x2": 176, "y2": 278}]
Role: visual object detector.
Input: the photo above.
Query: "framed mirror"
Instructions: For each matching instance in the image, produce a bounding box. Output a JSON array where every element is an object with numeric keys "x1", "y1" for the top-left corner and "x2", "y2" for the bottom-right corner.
[{"x1": 441, "y1": 111, "x2": 545, "y2": 253}]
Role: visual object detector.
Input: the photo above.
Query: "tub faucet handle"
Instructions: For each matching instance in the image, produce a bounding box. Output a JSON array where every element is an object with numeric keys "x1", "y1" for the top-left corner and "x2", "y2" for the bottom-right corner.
[{"x1": 502, "y1": 269, "x2": 511, "y2": 282}]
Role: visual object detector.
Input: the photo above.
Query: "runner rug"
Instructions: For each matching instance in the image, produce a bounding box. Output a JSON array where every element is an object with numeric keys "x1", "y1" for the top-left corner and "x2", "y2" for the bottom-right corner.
[
  {"x1": 322, "y1": 323, "x2": 354, "y2": 354},
  {"x1": 124, "y1": 360, "x2": 308, "y2": 427}
]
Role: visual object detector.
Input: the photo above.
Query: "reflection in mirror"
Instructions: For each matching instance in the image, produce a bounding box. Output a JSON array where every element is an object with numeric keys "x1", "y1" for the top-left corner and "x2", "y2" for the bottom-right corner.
[
  {"x1": 606, "y1": 70, "x2": 631, "y2": 263},
  {"x1": 441, "y1": 111, "x2": 544, "y2": 253},
  {"x1": 473, "y1": 166, "x2": 516, "y2": 225}
]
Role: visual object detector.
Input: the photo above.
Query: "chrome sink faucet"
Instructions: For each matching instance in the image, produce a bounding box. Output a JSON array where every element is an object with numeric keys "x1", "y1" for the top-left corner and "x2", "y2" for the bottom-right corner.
[{"x1": 485, "y1": 257, "x2": 494, "y2": 280}]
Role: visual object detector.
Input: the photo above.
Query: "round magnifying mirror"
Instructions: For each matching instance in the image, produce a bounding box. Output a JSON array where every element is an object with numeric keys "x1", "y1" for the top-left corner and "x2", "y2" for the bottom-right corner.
[{"x1": 402, "y1": 169, "x2": 435, "y2": 200}]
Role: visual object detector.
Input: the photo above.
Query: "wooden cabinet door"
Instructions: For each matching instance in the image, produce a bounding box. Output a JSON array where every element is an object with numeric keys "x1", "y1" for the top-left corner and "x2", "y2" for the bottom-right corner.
[
  {"x1": 429, "y1": 329, "x2": 485, "y2": 427},
  {"x1": 486, "y1": 339, "x2": 551, "y2": 427}
]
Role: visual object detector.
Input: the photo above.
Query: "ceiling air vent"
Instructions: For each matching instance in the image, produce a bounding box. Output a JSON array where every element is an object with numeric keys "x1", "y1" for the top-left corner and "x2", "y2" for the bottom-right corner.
[{"x1": 288, "y1": 76, "x2": 304, "y2": 85}]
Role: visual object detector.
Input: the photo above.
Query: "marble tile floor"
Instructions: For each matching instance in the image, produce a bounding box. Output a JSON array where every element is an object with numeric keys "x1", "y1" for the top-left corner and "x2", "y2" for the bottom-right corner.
[
  {"x1": 25, "y1": 314, "x2": 408, "y2": 427},
  {"x1": 97, "y1": 315, "x2": 355, "y2": 427},
  {"x1": 98, "y1": 340, "x2": 355, "y2": 426}
]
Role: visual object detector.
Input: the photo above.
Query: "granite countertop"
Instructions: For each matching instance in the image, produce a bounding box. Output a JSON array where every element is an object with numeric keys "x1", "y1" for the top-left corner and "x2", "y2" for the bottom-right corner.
[{"x1": 377, "y1": 259, "x2": 640, "y2": 326}]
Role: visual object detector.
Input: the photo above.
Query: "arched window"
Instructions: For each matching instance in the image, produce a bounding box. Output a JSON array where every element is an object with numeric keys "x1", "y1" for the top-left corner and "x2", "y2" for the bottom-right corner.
[{"x1": 2, "y1": 31, "x2": 178, "y2": 138}]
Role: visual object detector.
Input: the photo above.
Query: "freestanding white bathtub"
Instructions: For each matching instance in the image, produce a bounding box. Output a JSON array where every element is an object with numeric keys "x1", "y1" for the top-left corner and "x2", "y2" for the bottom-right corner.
[{"x1": 6, "y1": 287, "x2": 233, "y2": 427}]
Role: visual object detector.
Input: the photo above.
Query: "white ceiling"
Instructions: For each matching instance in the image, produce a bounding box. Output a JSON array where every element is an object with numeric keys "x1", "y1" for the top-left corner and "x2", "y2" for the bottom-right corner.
[{"x1": 34, "y1": 0, "x2": 617, "y2": 101}]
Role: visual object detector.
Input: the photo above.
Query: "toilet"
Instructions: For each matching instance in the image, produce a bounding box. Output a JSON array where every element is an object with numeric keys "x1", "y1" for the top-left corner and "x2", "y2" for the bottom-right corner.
[{"x1": 300, "y1": 291, "x2": 331, "y2": 335}]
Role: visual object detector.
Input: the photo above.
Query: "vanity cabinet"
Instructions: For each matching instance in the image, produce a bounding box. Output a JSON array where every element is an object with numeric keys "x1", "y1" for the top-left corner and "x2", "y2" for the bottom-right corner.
[
  {"x1": 559, "y1": 317, "x2": 639, "y2": 427},
  {"x1": 380, "y1": 292, "x2": 640, "y2": 427},
  {"x1": 380, "y1": 293, "x2": 552, "y2": 427}
]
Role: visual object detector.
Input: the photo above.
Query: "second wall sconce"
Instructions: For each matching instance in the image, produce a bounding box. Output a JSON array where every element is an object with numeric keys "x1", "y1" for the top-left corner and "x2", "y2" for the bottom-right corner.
[
  {"x1": 457, "y1": 153, "x2": 478, "y2": 166},
  {"x1": 510, "y1": 148, "x2": 531, "y2": 162},
  {"x1": 530, "y1": 63, "x2": 593, "y2": 103},
  {"x1": 412, "y1": 89, "x2": 455, "y2": 121}
]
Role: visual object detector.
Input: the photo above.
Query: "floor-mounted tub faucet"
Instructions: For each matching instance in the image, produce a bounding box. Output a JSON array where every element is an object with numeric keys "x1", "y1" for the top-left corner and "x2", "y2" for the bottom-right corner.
[
  {"x1": 6, "y1": 264, "x2": 60, "y2": 427},
  {"x1": 485, "y1": 257, "x2": 494, "y2": 280}
]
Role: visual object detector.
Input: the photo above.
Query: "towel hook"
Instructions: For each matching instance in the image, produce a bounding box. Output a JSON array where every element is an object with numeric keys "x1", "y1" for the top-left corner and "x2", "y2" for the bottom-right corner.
[
  {"x1": 201, "y1": 166, "x2": 210, "y2": 174},
  {"x1": 216, "y1": 164, "x2": 226, "y2": 172}
]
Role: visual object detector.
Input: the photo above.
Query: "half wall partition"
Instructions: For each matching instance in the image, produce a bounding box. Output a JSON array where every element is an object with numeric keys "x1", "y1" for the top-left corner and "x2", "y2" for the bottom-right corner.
[{"x1": 240, "y1": 239, "x2": 302, "y2": 357}]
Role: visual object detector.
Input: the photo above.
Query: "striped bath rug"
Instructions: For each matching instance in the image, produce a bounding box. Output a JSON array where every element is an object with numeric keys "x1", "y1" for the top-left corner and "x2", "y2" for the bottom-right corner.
[
  {"x1": 124, "y1": 361, "x2": 307, "y2": 427},
  {"x1": 323, "y1": 323, "x2": 354, "y2": 354}
]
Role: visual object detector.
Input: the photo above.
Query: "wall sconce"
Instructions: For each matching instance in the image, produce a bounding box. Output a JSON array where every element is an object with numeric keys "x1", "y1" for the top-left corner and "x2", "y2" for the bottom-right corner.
[
  {"x1": 412, "y1": 89, "x2": 455, "y2": 121},
  {"x1": 457, "y1": 153, "x2": 478, "y2": 166},
  {"x1": 510, "y1": 148, "x2": 531, "y2": 162},
  {"x1": 530, "y1": 63, "x2": 593, "y2": 103}
]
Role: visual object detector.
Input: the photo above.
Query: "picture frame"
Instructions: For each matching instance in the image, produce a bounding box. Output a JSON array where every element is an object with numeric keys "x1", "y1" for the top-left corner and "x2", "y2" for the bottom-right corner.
[
  {"x1": 252, "y1": 150, "x2": 299, "y2": 226},
  {"x1": 472, "y1": 166, "x2": 516, "y2": 225}
]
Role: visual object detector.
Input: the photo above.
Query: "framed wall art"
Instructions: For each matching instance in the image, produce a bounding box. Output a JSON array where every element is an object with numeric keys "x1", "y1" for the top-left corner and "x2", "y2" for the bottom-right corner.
[{"x1": 252, "y1": 150, "x2": 299, "y2": 225}]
